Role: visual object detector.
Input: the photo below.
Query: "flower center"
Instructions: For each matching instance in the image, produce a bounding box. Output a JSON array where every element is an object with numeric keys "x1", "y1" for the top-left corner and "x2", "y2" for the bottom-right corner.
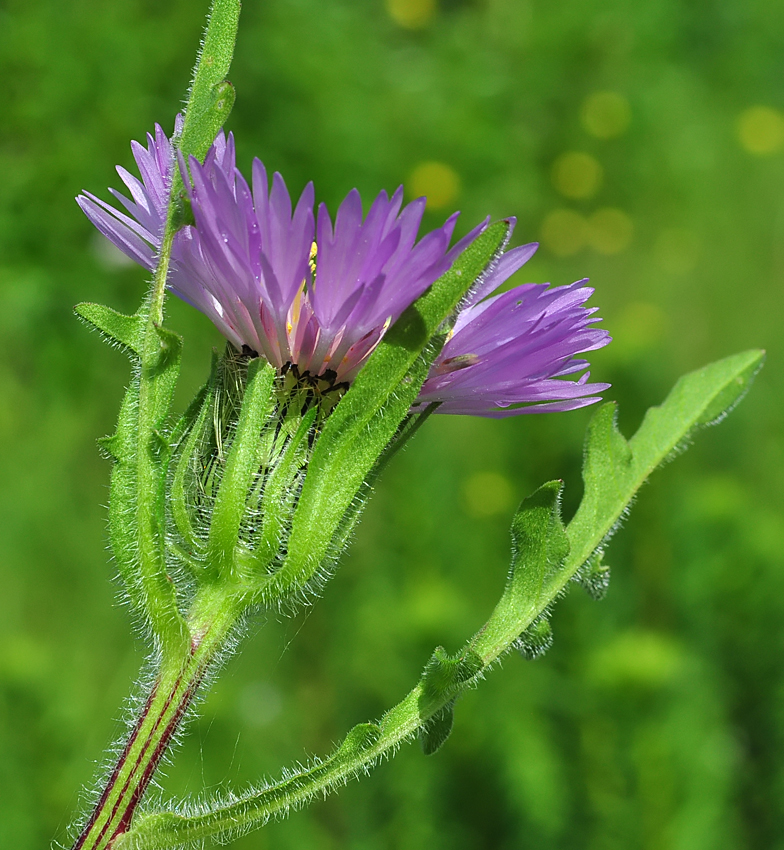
[{"x1": 279, "y1": 361, "x2": 349, "y2": 416}]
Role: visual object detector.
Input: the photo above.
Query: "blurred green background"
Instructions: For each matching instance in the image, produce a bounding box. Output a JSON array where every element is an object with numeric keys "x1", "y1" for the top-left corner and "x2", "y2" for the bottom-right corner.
[{"x1": 1, "y1": 0, "x2": 783, "y2": 847}]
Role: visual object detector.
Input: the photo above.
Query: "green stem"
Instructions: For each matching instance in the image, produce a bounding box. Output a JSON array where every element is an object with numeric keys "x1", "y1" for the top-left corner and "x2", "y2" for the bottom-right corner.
[
  {"x1": 71, "y1": 588, "x2": 247, "y2": 850},
  {"x1": 70, "y1": 1, "x2": 244, "y2": 846},
  {"x1": 128, "y1": 0, "x2": 241, "y2": 653},
  {"x1": 114, "y1": 646, "x2": 491, "y2": 849},
  {"x1": 134, "y1": 226, "x2": 190, "y2": 657}
]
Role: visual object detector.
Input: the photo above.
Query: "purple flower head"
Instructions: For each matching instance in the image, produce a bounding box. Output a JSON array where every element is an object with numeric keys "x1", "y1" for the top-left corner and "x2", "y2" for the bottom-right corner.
[
  {"x1": 78, "y1": 123, "x2": 611, "y2": 416},
  {"x1": 78, "y1": 122, "x2": 466, "y2": 383},
  {"x1": 413, "y1": 232, "x2": 611, "y2": 416},
  {"x1": 180, "y1": 154, "x2": 469, "y2": 382}
]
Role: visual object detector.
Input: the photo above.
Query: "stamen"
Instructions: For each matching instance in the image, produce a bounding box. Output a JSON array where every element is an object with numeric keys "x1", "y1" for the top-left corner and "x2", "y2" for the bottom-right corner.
[{"x1": 435, "y1": 353, "x2": 480, "y2": 375}]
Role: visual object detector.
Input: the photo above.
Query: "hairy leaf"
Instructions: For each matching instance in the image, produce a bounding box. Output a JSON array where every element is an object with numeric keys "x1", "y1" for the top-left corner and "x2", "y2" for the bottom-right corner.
[
  {"x1": 74, "y1": 303, "x2": 144, "y2": 358},
  {"x1": 177, "y1": 0, "x2": 240, "y2": 164},
  {"x1": 205, "y1": 359, "x2": 276, "y2": 582},
  {"x1": 76, "y1": 0, "x2": 243, "y2": 656},
  {"x1": 566, "y1": 349, "x2": 765, "y2": 579}
]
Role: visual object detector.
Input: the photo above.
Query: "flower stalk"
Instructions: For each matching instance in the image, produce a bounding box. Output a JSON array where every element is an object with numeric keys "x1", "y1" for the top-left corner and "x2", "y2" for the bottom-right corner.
[{"x1": 69, "y1": 5, "x2": 244, "y2": 845}]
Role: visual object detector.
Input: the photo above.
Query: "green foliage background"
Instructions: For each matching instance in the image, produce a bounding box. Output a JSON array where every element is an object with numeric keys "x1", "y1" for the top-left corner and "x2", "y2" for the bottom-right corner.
[{"x1": 0, "y1": 0, "x2": 782, "y2": 847}]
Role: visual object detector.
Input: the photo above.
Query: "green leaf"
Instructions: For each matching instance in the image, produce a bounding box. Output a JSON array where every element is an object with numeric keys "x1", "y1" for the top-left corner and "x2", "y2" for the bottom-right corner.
[
  {"x1": 117, "y1": 352, "x2": 764, "y2": 849},
  {"x1": 73, "y1": 6, "x2": 249, "y2": 846},
  {"x1": 75, "y1": 302, "x2": 144, "y2": 358},
  {"x1": 419, "y1": 703, "x2": 455, "y2": 756},
  {"x1": 106, "y1": 321, "x2": 188, "y2": 652},
  {"x1": 205, "y1": 358, "x2": 276, "y2": 582},
  {"x1": 335, "y1": 722, "x2": 383, "y2": 759},
  {"x1": 566, "y1": 349, "x2": 765, "y2": 577},
  {"x1": 516, "y1": 616, "x2": 554, "y2": 660},
  {"x1": 272, "y1": 221, "x2": 512, "y2": 604},
  {"x1": 178, "y1": 0, "x2": 240, "y2": 163},
  {"x1": 573, "y1": 550, "x2": 611, "y2": 601},
  {"x1": 420, "y1": 646, "x2": 484, "y2": 706},
  {"x1": 117, "y1": 482, "x2": 568, "y2": 849},
  {"x1": 169, "y1": 0, "x2": 240, "y2": 215},
  {"x1": 81, "y1": 302, "x2": 187, "y2": 639},
  {"x1": 471, "y1": 480, "x2": 568, "y2": 662},
  {"x1": 78, "y1": 0, "x2": 244, "y2": 659}
]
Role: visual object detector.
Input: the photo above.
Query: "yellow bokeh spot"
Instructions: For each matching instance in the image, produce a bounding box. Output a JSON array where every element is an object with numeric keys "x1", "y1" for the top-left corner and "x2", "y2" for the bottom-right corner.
[
  {"x1": 541, "y1": 209, "x2": 589, "y2": 256},
  {"x1": 588, "y1": 208, "x2": 634, "y2": 255},
  {"x1": 581, "y1": 91, "x2": 631, "y2": 139},
  {"x1": 737, "y1": 106, "x2": 784, "y2": 155},
  {"x1": 551, "y1": 151, "x2": 603, "y2": 199},
  {"x1": 462, "y1": 471, "x2": 513, "y2": 518},
  {"x1": 653, "y1": 228, "x2": 701, "y2": 274},
  {"x1": 386, "y1": 0, "x2": 437, "y2": 29},
  {"x1": 408, "y1": 161, "x2": 460, "y2": 210}
]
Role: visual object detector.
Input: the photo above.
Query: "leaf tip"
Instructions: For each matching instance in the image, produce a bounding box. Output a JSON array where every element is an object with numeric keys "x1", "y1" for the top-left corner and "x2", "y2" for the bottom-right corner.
[
  {"x1": 516, "y1": 615, "x2": 554, "y2": 660},
  {"x1": 419, "y1": 702, "x2": 455, "y2": 756},
  {"x1": 337, "y1": 723, "x2": 382, "y2": 761}
]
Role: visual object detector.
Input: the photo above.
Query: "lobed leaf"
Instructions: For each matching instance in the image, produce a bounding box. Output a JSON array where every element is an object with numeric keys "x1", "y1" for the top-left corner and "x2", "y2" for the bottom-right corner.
[
  {"x1": 566, "y1": 349, "x2": 765, "y2": 579},
  {"x1": 419, "y1": 703, "x2": 455, "y2": 756},
  {"x1": 471, "y1": 481, "x2": 568, "y2": 662},
  {"x1": 117, "y1": 482, "x2": 564, "y2": 849}
]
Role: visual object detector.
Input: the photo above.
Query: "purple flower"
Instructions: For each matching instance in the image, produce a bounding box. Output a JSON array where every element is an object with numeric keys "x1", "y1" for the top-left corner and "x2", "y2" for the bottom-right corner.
[
  {"x1": 78, "y1": 123, "x2": 610, "y2": 416},
  {"x1": 180, "y1": 150, "x2": 474, "y2": 382},
  {"x1": 77, "y1": 119, "x2": 181, "y2": 270},
  {"x1": 78, "y1": 123, "x2": 468, "y2": 382},
  {"x1": 413, "y1": 239, "x2": 611, "y2": 416}
]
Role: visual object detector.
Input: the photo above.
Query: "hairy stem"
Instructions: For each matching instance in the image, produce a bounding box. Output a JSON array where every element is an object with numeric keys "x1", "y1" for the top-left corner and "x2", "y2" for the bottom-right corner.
[{"x1": 71, "y1": 589, "x2": 247, "y2": 850}]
